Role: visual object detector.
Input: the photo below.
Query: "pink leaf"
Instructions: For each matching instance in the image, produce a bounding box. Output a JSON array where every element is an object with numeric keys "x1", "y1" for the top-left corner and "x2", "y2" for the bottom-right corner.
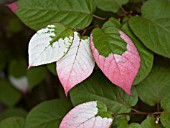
[
  {"x1": 59, "y1": 101, "x2": 113, "y2": 128},
  {"x1": 90, "y1": 31, "x2": 140, "y2": 95},
  {"x1": 6, "y1": 2, "x2": 18, "y2": 12},
  {"x1": 57, "y1": 32, "x2": 95, "y2": 95}
]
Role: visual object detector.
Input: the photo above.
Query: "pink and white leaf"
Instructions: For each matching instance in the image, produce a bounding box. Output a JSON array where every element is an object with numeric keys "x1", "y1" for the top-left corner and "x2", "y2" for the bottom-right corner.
[
  {"x1": 9, "y1": 76, "x2": 29, "y2": 93},
  {"x1": 59, "y1": 101, "x2": 113, "y2": 128},
  {"x1": 28, "y1": 25, "x2": 73, "y2": 67},
  {"x1": 57, "y1": 32, "x2": 95, "y2": 95},
  {"x1": 90, "y1": 31, "x2": 140, "y2": 95}
]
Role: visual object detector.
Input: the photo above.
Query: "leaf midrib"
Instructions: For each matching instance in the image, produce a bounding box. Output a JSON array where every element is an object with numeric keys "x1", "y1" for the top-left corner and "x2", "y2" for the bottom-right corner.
[{"x1": 142, "y1": 17, "x2": 170, "y2": 33}]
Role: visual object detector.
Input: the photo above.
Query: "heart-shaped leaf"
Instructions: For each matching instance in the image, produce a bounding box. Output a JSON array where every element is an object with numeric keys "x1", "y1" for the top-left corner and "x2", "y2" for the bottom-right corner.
[
  {"x1": 60, "y1": 101, "x2": 113, "y2": 128},
  {"x1": 28, "y1": 23, "x2": 73, "y2": 67},
  {"x1": 57, "y1": 32, "x2": 95, "y2": 95},
  {"x1": 91, "y1": 27, "x2": 140, "y2": 95}
]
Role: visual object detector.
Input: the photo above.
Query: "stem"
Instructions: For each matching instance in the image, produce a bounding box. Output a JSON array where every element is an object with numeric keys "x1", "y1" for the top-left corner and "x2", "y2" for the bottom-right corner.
[
  {"x1": 93, "y1": 15, "x2": 108, "y2": 21},
  {"x1": 157, "y1": 103, "x2": 160, "y2": 112},
  {"x1": 120, "y1": 6, "x2": 128, "y2": 14}
]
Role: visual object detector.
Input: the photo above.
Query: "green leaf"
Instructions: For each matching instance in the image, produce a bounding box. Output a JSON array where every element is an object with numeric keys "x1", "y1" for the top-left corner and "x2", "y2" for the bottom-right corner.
[
  {"x1": 0, "y1": 117, "x2": 24, "y2": 128},
  {"x1": 8, "y1": 59, "x2": 27, "y2": 78},
  {"x1": 16, "y1": 0, "x2": 96, "y2": 30},
  {"x1": 0, "y1": 79, "x2": 21, "y2": 107},
  {"x1": 137, "y1": 57, "x2": 170, "y2": 106},
  {"x1": 47, "y1": 63, "x2": 57, "y2": 76},
  {"x1": 97, "y1": 102, "x2": 112, "y2": 118},
  {"x1": 25, "y1": 99, "x2": 72, "y2": 128},
  {"x1": 141, "y1": 116, "x2": 164, "y2": 128},
  {"x1": 0, "y1": 50, "x2": 6, "y2": 70},
  {"x1": 70, "y1": 70, "x2": 138, "y2": 114},
  {"x1": 129, "y1": 0, "x2": 142, "y2": 3},
  {"x1": 102, "y1": 17, "x2": 121, "y2": 29},
  {"x1": 27, "y1": 66, "x2": 47, "y2": 90},
  {"x1": 160, "y1": 95, "x2": 170, "y2": 128},
  {"x1": 129, "y1": 0, "x2": 170, "y2": 58},
  {"x1": 0, "y1": 108, "x2": 27, "y2": 120},
  {"x1": 160, "y1": 113, "x2": 170, "y2": 128},
  {"x1": 117, "y1": 119, "x2": 128, "y2": 128},
  {"x1": 127, "y1": 123, "x2": 142, "y2": 128},
  {"x1": 94, "y1": 0, "x2": 128, "y2": 13},
  {"x1": 91, "y1": 27, "x2": 127, "y2": 56},
  {"x1": 122, "y1": 23, "x2": 154, "y2": 85}
]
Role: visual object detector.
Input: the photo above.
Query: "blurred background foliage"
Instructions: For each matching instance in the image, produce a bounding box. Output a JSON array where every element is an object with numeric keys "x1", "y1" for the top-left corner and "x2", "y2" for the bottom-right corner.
[{"x1": 0, "y1": 2, "x2": 66, "y2": 120}]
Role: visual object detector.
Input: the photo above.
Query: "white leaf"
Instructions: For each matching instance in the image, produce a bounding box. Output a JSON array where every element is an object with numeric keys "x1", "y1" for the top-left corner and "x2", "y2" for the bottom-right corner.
[
  {"x1": 9, "y1": 76, "x2": 29, "y2": 93},
  {"x1": 59, "y1": 101, "x2": 113, "y2": 128},
  {"x1": 28, "y1": 24, "x2": 73, "y2": 67},
  {"x1": 57, "y1": 32, "x2": 95, "y2": 95}
]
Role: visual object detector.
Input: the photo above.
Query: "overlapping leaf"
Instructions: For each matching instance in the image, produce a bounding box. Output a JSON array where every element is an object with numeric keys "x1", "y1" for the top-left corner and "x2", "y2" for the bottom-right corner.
[
  {"x1": 137, "y1": 57, "x2": 170, "y2": 106},
  {"x1": 160, "y1": 95, "x2": 170, "y2": 128},
  {"x1": 11, "y1": 0, "x2": 96, "y2": 30},
  {"x1": 122, "y1": 23, "x2": 153, "y2": 85},
  {"x1": 129, "y1": 0, "x2": 170, "y2": 58},
  {"x1": 28, "y1": 23, "x2": 73, "y2": 67},
  {"x1": 0, "y1": 117, "x2": 24, "y2": 128},
  {"x1": 0, "y1": 79, "x2": 21, "y2": 107},
  {"x1": 94, "y1": 0, "x2": 128, "y2": 13},
  {"x1": 91, "y1": 26, "x2": 140, "y2": 95},
  {"x1": 25, "y1": 99, "x2": 72, "y2": 128},
  {"x1": 57, "y1": 32, "x2": 95, "y2": 95},
  {"x1": 70, "y1": 70, "x2": 138, "y2": 126},
  {"x1": 60, "y1": 101, "x2": 113, "y2": 128}
]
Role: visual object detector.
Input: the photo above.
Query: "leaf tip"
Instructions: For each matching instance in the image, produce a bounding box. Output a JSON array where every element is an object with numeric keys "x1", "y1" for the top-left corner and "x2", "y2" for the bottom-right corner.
[{"x1": 6, "y1": 2, "x2": 18, "y2": 12}]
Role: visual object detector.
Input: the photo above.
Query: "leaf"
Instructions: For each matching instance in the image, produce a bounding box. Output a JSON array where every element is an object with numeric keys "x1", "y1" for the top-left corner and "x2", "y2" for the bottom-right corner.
[
  {"x1": 141, "y1": 116, "x2": 164, "y2": 128},
  {"x1": 25, "y1": 99, "x2": 72, "y2": 128},
  {"x1": 57, "y1": 32, "x2": 95, "y2": 95},
  {"x1": 28, "y1": 24, "x2": 73, "y2": 67},
  {"x1": 129, "y1": 0, "x2": 170, "y2": 58},
  {"x1": 27, "y1": 66, "x2": 47, "y2": 90},
  {"x1": 0, "y1": 108, "x2": 27, "y2": 120},
  {"x1": 15, "y1": 0, "x2": 95, "y2": 30},
  {"x1": 0, "y1": 117, "x2": 24, "y2": 128},
  {"x1": 59, "y1": 101, "x2": 113, "y2": 128},
  {"x1": 137, "y1": 57, "x2": 170, "y2": 106},
  {"x1": 117, "y1": 119, "x2": 128, "y2": 128},
  {"x1": 102, "y1": 17, "x2": 121, "y2": 29},
  {"x1": 91, "y1": 27, "x2": 140, "y2": 95},
  {"x1": 70, "y1": 70, "x2": 138, "y2": 116},
  {"x1": 8, "y1": 59, "x2": 27, "y2": 78},
  {"x1": 94, "y1": 0, "x2": 128, "y2": 13},
  {"x1": 7, "y1": 2, "x2": 18, "y2": 12},
  {"x1": 47, "y1": 63, "x2": 57, "y2": 76},
  {"x1": 160, "y1": 95, "x2": 170, "y2": 128},
  {"x1": 9, "y1": 76, "x2": 29, "y2": 93},
  {"x1": 0, "y1": 79, "x2": 21, "y2": 107},
  {"x1": 127, "y1": 123, "x2": 142, "y2": 128},
  {"x1": 122, "y1": 23, "x2": 154, "y2": 85},
  {"x1": 8, "y1": 59, "x2": 29, "y2": 93}
]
